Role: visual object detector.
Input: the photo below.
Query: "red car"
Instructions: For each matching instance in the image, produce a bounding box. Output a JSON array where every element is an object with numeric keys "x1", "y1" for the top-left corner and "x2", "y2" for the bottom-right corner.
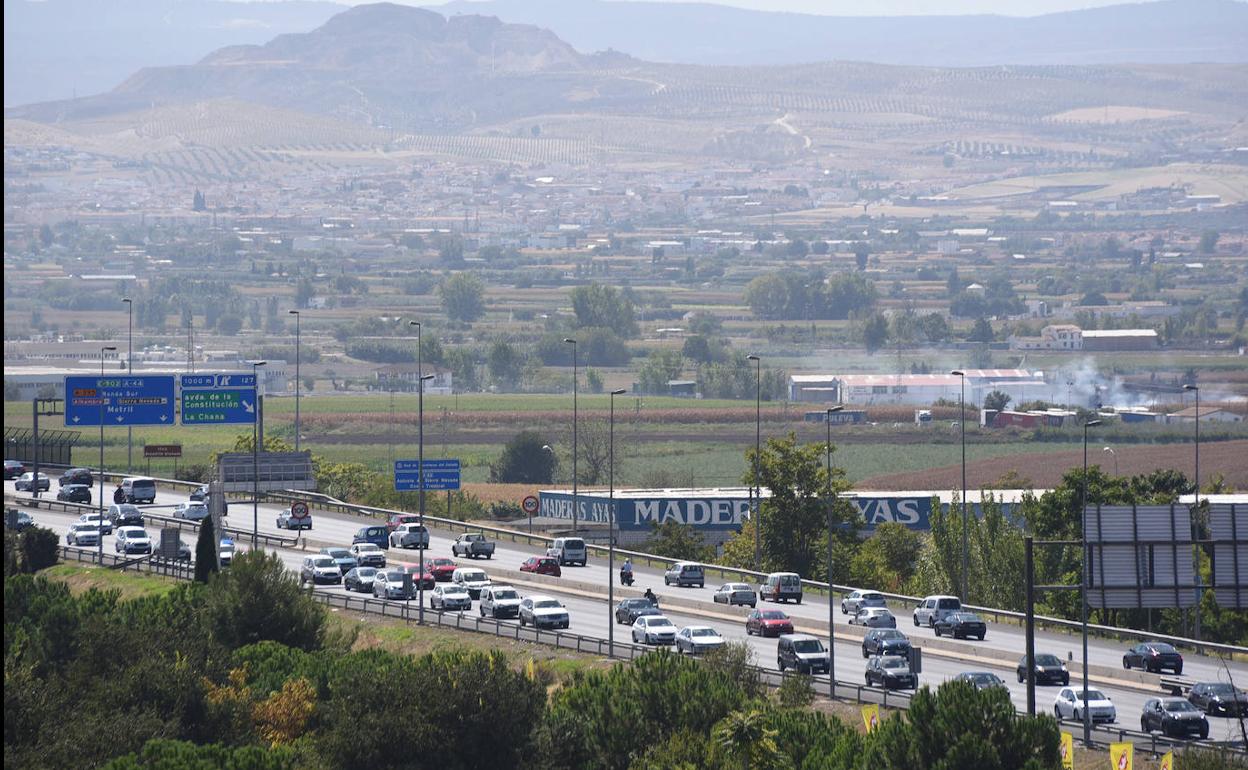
[
  {"x1": 745, "y1": 609, "x2": 794, "y2": 638},
  {"x1": 386, "y1": 513, "x2": 420, "y2": 532},
  {"x1": 394, "y1": 563, "x2": 436, "y2": 589},
  {"x1": 520, "y1": 556, "x2": 562, "y2": 577},
  {"x1": 427, "y1": 557, "x2": 458, "y2": 582}
]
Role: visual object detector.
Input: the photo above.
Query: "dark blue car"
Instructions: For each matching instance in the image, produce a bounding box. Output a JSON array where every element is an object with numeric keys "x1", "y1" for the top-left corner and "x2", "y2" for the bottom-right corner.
[{"x1": 353, "y1": 525, "x2": 389, "y2": 550}]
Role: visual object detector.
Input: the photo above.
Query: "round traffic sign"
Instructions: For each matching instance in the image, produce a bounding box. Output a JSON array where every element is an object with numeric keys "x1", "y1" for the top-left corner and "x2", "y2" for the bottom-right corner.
[
  {"x1": 291, "y1": 501, "x2": 310, "y2": 518},
  {"x1": 521, "y1": 495, "x2": 539, "y2": 514}
]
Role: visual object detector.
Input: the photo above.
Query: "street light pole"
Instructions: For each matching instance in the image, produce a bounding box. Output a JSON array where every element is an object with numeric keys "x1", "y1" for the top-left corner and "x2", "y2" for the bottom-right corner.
[
  {"x1": 748, "y1": 354, "x2": 761, "y2": 571},
  {"x1": 122, "y1": 298, "x2": 132, "y2": 473},
  {"x1": 1184, "y1": 383, "x2": 1201, "y2": 642},
  {"x1": 1102, "y1": 446, "x2": 1118, "y2": 476},
  {"x1": 951, "y1": 369, "x2": 968, "y2": 603},
  {"x1": 249, "y1": 360, "x2": 267, "y2": 550},
  {"x1": 564, "y1": 338, "x2": 578, "y2": 535},
  {"x1": 825, "y1": 405, "x2": 843, "y2": 699},
  {"x1": 290, "y1": 310, "x2": 301, "y2": 453},
  {"x1": 98, "y1": 346, "x2": 116, "y2": 564},
  {"x1": 608, "y1": 388, "x2": 626, "y2": 658},
  {"x1": 417, "y1": 371, "x2": 435, "y2": 624},
  {"x1": 1080, "y1": 417, "x2": 1101, "y2": 747},
  {"x1": 541, "y1": 444, "x2": 555, "y2": 535}
]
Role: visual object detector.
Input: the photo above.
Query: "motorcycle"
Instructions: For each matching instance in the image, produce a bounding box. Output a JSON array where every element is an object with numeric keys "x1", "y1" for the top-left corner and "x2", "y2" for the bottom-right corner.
[{"x1": 620, "y1": 568, "x2": 635, "y2": 586}]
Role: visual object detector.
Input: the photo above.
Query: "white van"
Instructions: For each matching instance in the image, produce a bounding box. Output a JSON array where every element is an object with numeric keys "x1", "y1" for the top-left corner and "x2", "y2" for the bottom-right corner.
[
  {"x1": 549, "y1": 537, "x2": 587, "y2": 567},
  {"x1": 913, "y1": 595, "x2": 962, "y2": 627},
  {"x1": 760, "y1": 572, "x2": 803, "y2": 604},
  {"x1": 121, "y1": 476, "x2": 157, "y2": 504}
]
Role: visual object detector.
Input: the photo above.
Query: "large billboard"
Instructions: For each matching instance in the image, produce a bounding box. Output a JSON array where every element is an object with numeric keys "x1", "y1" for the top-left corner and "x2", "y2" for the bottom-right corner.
[
  {"x1": 1210, "y1": 503, "x2": 1247, "y2": 610},
  {"x1": 1085, "y1": 504, "x2": 1197, "y2": 609}
]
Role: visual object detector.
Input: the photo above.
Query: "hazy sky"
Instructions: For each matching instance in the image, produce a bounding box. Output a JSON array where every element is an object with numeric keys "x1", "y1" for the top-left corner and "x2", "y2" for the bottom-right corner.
[{"x1": 416, "y1": 0, "x2": 1170, "y2": 16}]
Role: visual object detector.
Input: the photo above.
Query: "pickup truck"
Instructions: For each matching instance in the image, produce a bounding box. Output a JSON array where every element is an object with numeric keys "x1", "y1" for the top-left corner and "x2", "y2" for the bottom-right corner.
[{"x1": 451, "y1": 532, "x2": 495, "y2": 559}]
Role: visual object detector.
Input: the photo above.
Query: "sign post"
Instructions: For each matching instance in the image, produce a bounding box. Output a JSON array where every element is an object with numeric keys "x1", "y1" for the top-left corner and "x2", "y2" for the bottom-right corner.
[
  {"x1": 144, "y1": 444, "x2": 183, "y2": 476},
  {"x1": 64, "y1": 376, "x2": 176, "y2": 427},
  {"x1": 180, "y1": 374, "x2": 258, "y2": 425},
  {"x1": 394, "y1": 459, "x2": 461, "y2": 492},
  {"x1": 522, "y1": 495, "x2": 539, "y2": 534}
]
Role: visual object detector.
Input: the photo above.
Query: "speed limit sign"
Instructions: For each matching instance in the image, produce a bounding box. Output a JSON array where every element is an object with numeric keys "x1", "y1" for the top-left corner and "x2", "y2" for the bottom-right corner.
[
  {"x1": 290, "y1": 501, "x2": 310, "y2": 519},
  {"x1": 521, "y1": 495, "x2": 539, "y2": 514}
]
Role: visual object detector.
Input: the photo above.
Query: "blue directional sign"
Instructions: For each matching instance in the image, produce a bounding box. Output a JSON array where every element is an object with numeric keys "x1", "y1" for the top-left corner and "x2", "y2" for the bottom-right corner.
[
  {"x1": 64, "y1": 375, "x2": 176, "y2": 427},
  {"x1": 394, "y1": 459, "x2": 461, "y2": 491},
  {"x1": 180, "y1": 373, "x2": 258, "y2": 425}
]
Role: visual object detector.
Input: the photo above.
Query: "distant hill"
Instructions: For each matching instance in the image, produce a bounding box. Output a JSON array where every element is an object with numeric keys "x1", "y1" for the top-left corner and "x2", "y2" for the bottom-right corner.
[
  {"x1": 6, "y1": 0, "x2": 1248, "y2": 108},
  {"x1": 434, "y1": 0, "x2": 1248, "y2": 68}
]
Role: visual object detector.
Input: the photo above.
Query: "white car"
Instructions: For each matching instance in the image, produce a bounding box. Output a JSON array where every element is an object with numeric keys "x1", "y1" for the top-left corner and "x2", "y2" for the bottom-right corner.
[
  {"x1": 390, "y1": 523, "x2": 429, "y2": 549},
  {"x1": 451, "y1": 567, "x2": 491, "y2": 599},
  {"x1": 430, "y1": 584, "x2": 472, "y2": 611},
  {"x1": 519, "y1": 596, "x2": 569, "y2": 629},
  {"x1": 76, "y1": 512, "x2": 113, "y2": 535},
  {"x1": 173, "y1": 502, "x2": 209, "y2": 521},
  {"x1": 479, "y1": 585, "x2": 522, "y2": 619},
  {"x1": 675, "y1": 625, "x2": 725, "y2": 655},
  {"x1": 218, "y1": 538, "x2": 236, "y2": 567},
  {"x1": 348, "y1": 542, "x2": 386, "y2": 568},
  {"x1": 841, "y1": 589, "x2": 887, "y2": 615},
  {"x1": 66, "y1": 523, "x2": 101, "y2": 547},
  {"x1": 632, "y1": 615, "x2": 677, "y2": 646},
  {"x1": 1054, "y1": 687, "x2": 1117, "y2": 724},
  {"x1": 114, "y1": 526, "x2": 152, "y2": 555},
  {"x1": 850, "y1": 607, "x2": 897, "y2": 628}
]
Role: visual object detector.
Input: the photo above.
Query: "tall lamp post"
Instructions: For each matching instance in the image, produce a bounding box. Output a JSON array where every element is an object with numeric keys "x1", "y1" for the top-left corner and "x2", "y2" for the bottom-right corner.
[
  {"x1": 825, "y1": 404, "x2": 844, "y2": 698},
  {"x1": 248, "y1": 360, "x2": 267, "y2": 550},
  {"x1": 541, "y1": 445, "x2": 556, "y2": 535},
  {"x1": 1183, "y1": 383, "x2": 1201, "y2": 642},
  {"x1": 122, "y1": 298, "x2": 132, "y2": 472},
  {"x1": 1102, "y1": 446, "x2": 1118, "y2": 476},
  {"x1": 951, "y1": 369, "x2": 968, "y2": 603},
  {"x1": 608, "y1": 388, "x2": 626, "y2": 657},
  {"x1": 417, "y1": 371, "x2": 435, "y2": 624},
  {"x1": 289, "y1": 310, "x2": 301, "y2": 452},
  {"x1": 98, "y1": 345, "x2": 116, "y2": 564},
  {"x1": 748, "y1": 354, "x2": 762, "y2": 570},
  {"x1": 1080, "y1": 417, "x2": 1102, "y2": 747},
  {"x1": 564, "y1": 338, "x2": 578, "y2": 535}
]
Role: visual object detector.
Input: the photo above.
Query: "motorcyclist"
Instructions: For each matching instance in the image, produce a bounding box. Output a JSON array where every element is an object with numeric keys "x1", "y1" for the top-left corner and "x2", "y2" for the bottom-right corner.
[
  {"x1": 620, "y1": 558, "x2": 634, "y2": 585},
  {"x1": 643, "y1": 587, "x2": 658, "y2": 606},
  {"x1": 113, "y1": 484, "x2": 125, "y2": 505}
]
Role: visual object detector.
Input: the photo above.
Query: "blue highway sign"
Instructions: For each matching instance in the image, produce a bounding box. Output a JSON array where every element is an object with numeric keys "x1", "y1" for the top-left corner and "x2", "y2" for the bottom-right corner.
[
  {"x1": 180, "y1": 373, "x2": 258, "y2": 425},
  {"x1": 394, "y1": 459, "x2": 461, "y2": 491},
  {"x1": 64, "y1": 375, "x2": 176, "y2": 427}
]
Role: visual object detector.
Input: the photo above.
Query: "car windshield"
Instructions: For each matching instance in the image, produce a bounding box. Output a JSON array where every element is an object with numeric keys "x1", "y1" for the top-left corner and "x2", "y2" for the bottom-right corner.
[
  {"x1": 445, "y1": 586, "x2": 468, "y2": 595},
  {"x1": 357, "y1": 568, "x2": 377, "y2": 577},
  {"x1": 1077, "y1": 690, "x2": 1107, "y2": 702},
  {"x1": 563, "y1": 539, "x2": 585, "y2": 549},
  {"x1": 494, "y1": 590, "x2": 519, "y2": 600},
  {"x1": 313, "y1": 558, "x2": 336, "y2": 568},
  {"x1": 882, "y1": 658, "x2": 908, "y2": 669},
  {"x1": 691, "y1": 629, "x2": 718, "y2": 637},
  {"x1": 127, "y1": 529, "x2": 149, "y2": 538},
  {"x1": 793, "y1": 640, "x2": 824, "y2": 653},
  {"x1": 1035, "y1": 655, "x2": 1062, "y2": 666},
  {"x1": 878, "y1": 631, "x2": 904, "y2": 640},
  {"x1": 779, "y1": 575, "x2": 799, "y2": 586},
  {"x1": 728, "y1": 584, "x2": 749, "y2": 591},
  {"x1": 966, "y1": 673, "x2": 999, "y2": 684},
  {"x1": 385, "y1": 571, "x2": 406, "y2": 581},
  {"x1": 327, "y1": 549, "x2": 349, "y2": 558},
  {"x1": 432, "y1": 558, "x2": 453, "y2": 565},
  {"x1": 1206, "y1": 684, "x2": 1235, "y2": 695},
  {"x1": 357, "y1": 545, "x2": 380, "y2": 552},
  {"x1": 937, "y1": 598, "x2": 960, "y2": 609},
  {"x1": 760, "y1": 611, "x2": 787, "y2": 620},
  {"x1": 627, "y1": 599, "x2": 648, "y2": 608},
  {"x1": 462, "y1": 571, "x2": 487, "y2": 581},
  {"x1": 534, "y1": 600, "x2": 561, "y2": 609},
  {"x1": 648, "y1": 618, "x2": 673, "y2": 627},
  {"x1": 1150, "y1": 643, "x2": 1177, "y2": 653},
  {"x1": 863, "y1": 593, "x2": 883, "y2": 601},
  {"x1": 956, "y1": 613, "x2": 980, "y2": 622}
]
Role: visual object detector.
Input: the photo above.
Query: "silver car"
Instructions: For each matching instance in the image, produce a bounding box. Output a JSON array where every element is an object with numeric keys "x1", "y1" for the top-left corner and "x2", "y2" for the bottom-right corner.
[
  {"x1": 114, "y1": 526, "x2": 152, "y2": 555},
  {"x1": 632, "y1": 615, "x2": 677, "y2": 645},
  {"x1": 675, "y1": 625, "x2": 725, "y2": 655},
  {"x1": 430, "y1": 584, "x2": 472, "y2": 612},
  {"x1": 173, "y1": 502, "x2": 209, "y2": 521},
  {"x1": 66, "y1": 523, "x2": 101, "y2": 546},
  {"x1": 850, "y1": 607, "x2": 897, "y2": 628},
  {"x1": 713, "y1": 582, "x2": 757, "y2": 607},
  {"x1": 841, "y1": 589, "x2": 887, "y2": 615},
  {"x1": 519, "y1": 596, "x2": 570, "y2": 629},
  {"x1": 76, "y1": 512, "x2": 113, "y2": 535}
]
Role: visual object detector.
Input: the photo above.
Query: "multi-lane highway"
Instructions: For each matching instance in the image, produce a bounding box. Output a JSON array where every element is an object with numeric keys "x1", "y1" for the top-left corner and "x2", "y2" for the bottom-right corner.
[{"x1": 8, "y1": 474, "x2": 1246, "y2": 747}]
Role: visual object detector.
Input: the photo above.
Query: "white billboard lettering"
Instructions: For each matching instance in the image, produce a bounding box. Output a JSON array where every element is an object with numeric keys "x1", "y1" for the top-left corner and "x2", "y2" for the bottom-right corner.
[
  {"x1": 688, "y1": 500, "x2": 711, "y2": 525},
  {"x1": 635, "y1": 500, "x2": 660, "y2": 526}
]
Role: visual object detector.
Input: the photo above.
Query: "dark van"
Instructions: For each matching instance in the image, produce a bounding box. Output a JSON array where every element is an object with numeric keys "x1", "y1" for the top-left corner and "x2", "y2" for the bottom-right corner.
[{"x1": 353, "y1": 525, "x2": 389, "y2": 550}]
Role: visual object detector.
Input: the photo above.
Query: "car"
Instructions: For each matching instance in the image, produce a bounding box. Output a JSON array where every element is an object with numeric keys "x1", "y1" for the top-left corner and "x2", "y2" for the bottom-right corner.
[
  {"x1": 1189, "y1": 682, "x2": 1248, "y2": 717},
  {"x1": 276, "y1": 507, "x2": 313, "y2": 530},
  {"x1": 615, "y1": 598, "x2": 661, "y2": 625},
  {"x1": 348, "y1": 542, "x2": 387, "y2": 568},
  {"x1": 479, "y1": 585, "x2": 522, "y2": 618},
  {"x1": 663, "y1": 561, "x2": 705, "y2": 588},
  {"x1": 519, "y1": 596, "x2": 569, "y2": 629},
  {"x1": 713, "y1": 583, "x2": 757, "y2": 607},
  {"x1": 57, "y1": 484, "x2": 93, "y2": 504},
  {"x1": 865, "y1": 655, "x2": 917, "y2": 690},
  {"x1": 1123, "y1": 641, "x2": 1183, "y2": 674},
  {"x1": 344, "y1": 566, "x2": 379, "y2": 593},
  {"x1": 390, "y1": 523, "x2": 430, "y2": 550},
  {"x1": 3, "y1": 460, "x2": 25, "y2": 480},
  {"x1": 760, "y1": 572, "x2": 803, "y2": 604},
  {"x1": 395, "y1": 563, "x2": 436, "y2": 590},
  {"x1": 190, "y1": 484, "x2": 208, "y2": 501},
  {"x1": 777, "y1": 634, "x2": 830, "y2": 674},
  {"x1": 745, "y1": 609, "x2": 794, "y2": 638},
  {"x1": 352, "y1": 525, "x2": 389, "y2": 550},
  {"x1": 913, "y1": 595, "x2": 962, "y2": 627},
  {"x1": 1054, "y1": 687, "x2": 1117, "y2": 724},
  {"x1": 114, "y1": 526, "x2": 153, "y2": 555},
  {"x1": 520, "y1": 556, "x2": 561, "y2": 577},
  {"x1": 862, "y1": 629, "x2": 912, "y2": 659},
  {"x1": 550, "y1": 537, "x2": 587, "y2": 567},
  {"x1": 841, "y1": 589, "x2": 887, "y2": 615},
  {"x1": 386, "y1": 513, "x2": 420, "y2": 532},
  {"x1": 171, "y1": 539, "x2": 192, "y2": 561},
  {"x1": 189, "y1": 485, "x2": 229, "y2": 515},
  {"x1": 319, "y1": 547, "x2": 357, "y2": 574},
  {"x1": 676, "y1": 625, "x2": 726, "y2": 655},
  {"x1": 1141, "y1": 698, "x2": 1209, "y2": 739},
  {"x1": 431, "y1": 583, "x2": 473, "y2": 612},
  {"x1": 66, "y1": 523, "x2": 101, "y2": 547},
  {"x1": 5, "y1": 510, "x2": 35, "y2": 531},
  {"x1": 1016, "y1": 653, "x2": 1070, "y2": 686},
  {"x1": 632, "y1": 615, "x2": 677, "y2": 645},
  {"x1": 76, "y1": 512, "x2": 113, "y2": 535},
  {"x1": 218, "y1": 538, "x2": 236, "y2": 567},
  {"x1": 108, "y1": 503, "x2": 144, "y2": 527},
  {"x1": 120, "y1": 477, "x2": 157, "y2": 504},
  {"x1": 59, "y1": 467, "x2": 94, "y2": 487},
  {"x1": 850, "y1": 607, "x2": 897, "y2": 628},
  {"x1": 933, "y1": 611, "x2": 987, "y2": 640},
  {"x1": 15, "y1": 472, "x2": 51, "y2": 492},
  {"x1": 373, "y1": 569, "x2": 416, "y2": 600},
  {"x1": 955, "y1": 671, "x2": 1008, "y2": 692},
  {"x1": 427, "y1": 556, "x2": 458, "y2": 581},
  {"x1": 451, "y1": 567, "x2": 491, "y2": 598},
  {"x1": 451, "y1": 532, "x2": 496, "y2": 559},
  {"x1": 300, "y1": 555, "x2": 342, "y2": 586},
  {"x1": 173, "y1": 502, "x2": 209, "y2": 521}
]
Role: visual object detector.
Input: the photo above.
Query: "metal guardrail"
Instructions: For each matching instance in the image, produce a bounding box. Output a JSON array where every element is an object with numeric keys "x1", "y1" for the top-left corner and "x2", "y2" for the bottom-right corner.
[
  {"x1": 263, "y1": 491, "x2": 1248, "y2": 660},
  {"x1": 58, "y1": 544, "x2": 195, "y2": 580}
]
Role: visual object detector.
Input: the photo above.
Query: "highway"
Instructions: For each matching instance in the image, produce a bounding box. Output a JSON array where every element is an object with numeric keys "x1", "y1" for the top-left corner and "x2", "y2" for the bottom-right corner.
[{"x1": 9, "y1": 474, "x2": 1247, "y2": 747}]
